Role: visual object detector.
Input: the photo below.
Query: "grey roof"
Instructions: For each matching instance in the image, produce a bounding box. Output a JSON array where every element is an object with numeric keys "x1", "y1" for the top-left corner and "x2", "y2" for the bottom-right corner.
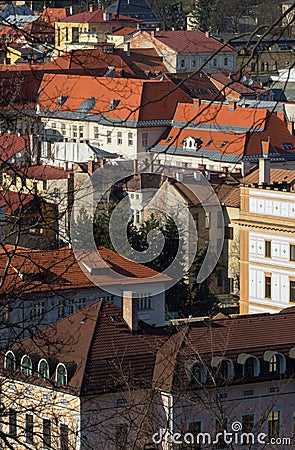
[
  {"x1": 174, "y1": 121, "x2": 263, "y2": 133},
  {"x1": 150, "y1": 145, "x2": 243, "y2": 163},
  {"x1": 76, "y1": 97, "x2": 96, "y2": 115},
  {"x1": 88, "y1": 143, "x2": 118, "y2": 159},
  {"x1": 270, "y1": 81, "x2": 295, "y2": 102},
  {"x1": 107, "y1": 0, "x2": 159, "y2": 25},
  {"x1": 0, "y1": 4, "x2": 33, "y2": 19},
  {"x1": 39, "y1": 110, "x2": 171, "y2": 128},
  {"x1": 237, "y1": 99, "x2": 285, "y2": 112}
]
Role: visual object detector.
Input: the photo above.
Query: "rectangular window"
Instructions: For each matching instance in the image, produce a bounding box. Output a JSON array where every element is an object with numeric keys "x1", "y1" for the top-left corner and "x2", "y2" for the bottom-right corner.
[
  {"x1": 180, "y1": 59, "x2": 185, "y2": 67},
  {"x1": 117, "y1": 131, "x2": 122, "y2": 145},
  {"x1": 57, "y1": 300, "x2": 66, "y2": 318},
  {"x1": 30, "y1": 301, "x2": 45, "y2": 320},
  {"x1": 265, "y1": 276, "x2": 272, "y2": 298},
  {"x1": 290, "y1": 244, "x2": 295, "y2": 261},
  {"x1": 79, "y1": 126, "x2": 84, "y2": 138},
  {"x1": 242, "y1": 414, "x2": 254, "y2": 433},
  {"x1": 128, "y1": 132, "x2": 133, "y2": 146},
  {"x1": 25, "y1": 413, "x2": 34, "y2": 444},
  {"x1": 60, "y1": 423, "x2": 69, "y2": 450},
  {"x1": 290, "y1": 280, "x2": 295, "y2": 302},
  {"x1": 107, "y1": 131, "x2": 112, "y2": 144},
  {"x1": 61, "y1": 123, "x2": 66, "y2": 136},
  {"x1": 268, "y1": 411, "x2": 280, "y2": 440},
  {"x1": 142, "y1": 132, "x2": 148, "y2": 148},
  {"x1": 139, "y1": 294, "x2": 151, "y2": 310},
  {"x1": 9, "y1": 408, "x2": 17, "y2": 438},
  {"x1": 77, "y1": 298, "x2": 85, "y2": 310},
  {"x1": 94, "y1": 126, "x2": 99, "y2": 139},
  {"x1": 72, "y1": 125, "x2": 77, "y2": 138},
  {"x1": 224, "y1": 57, "x2": 228, "y2": 66},
  {"x1": 265, "y1": 240, "x2": 272, "y2": 258},
  {"x1": 43, "y1": 418, "x2": 51, "y2": 449}
]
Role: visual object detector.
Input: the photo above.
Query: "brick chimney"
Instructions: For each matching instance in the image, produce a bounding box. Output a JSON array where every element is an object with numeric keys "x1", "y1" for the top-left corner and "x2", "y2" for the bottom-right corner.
[
  {"x1": 123, "y1": 291, "x2": 138, "y2": 332},
  {"x1": 88, "y1": 160, "x2": 95, "y2": 175},
  {"x1": 259, "y1": 140, "x2": 271, "y2": 185}
]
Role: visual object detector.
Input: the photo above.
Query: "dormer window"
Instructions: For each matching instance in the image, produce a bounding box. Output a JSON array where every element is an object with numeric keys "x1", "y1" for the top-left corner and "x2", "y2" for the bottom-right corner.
[
  {"x1": 56, "y1": 363, "x2": 67, "y2": 386},
  {"x1": 238, "y1": 353, "x2": 260, "y2": 377},
  {"x1": 191, "y1": 361, "x2": 207, "y2": 383},
  {"x1": 38, "y1": 359, "x2": 49, "y2": 380},
  {"x1": 21, "y1": 355, "x2": 32, "y2": 377},
  {"x1": 4, "y1": 351, "x2": 15, "y2": 372},
  {"x1": 212, "y1": 357, "x2": 234, "y2": 380},
  {"x1": 264, "y1": 351, "x2": 286, "y2": 374}
]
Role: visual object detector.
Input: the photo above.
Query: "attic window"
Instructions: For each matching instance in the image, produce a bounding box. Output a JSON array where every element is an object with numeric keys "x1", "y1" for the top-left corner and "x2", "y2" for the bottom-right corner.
[
  {"x1": 110, "y1": 99, "x2": 120, "y2": 111},
  {"x1": 206, "y1": 139, "x2": 213, "y2": 146},
  {"x1": 282, "y1": 143, "x2": 293, "y2": 150},
  {"x1": 4, "y1": 351, "x2": 15, "y2": 372},
  {"x1": 220, "y1": 141, "x2": 228, "y2": 148},
  {"x1": 21, "y1": 355, "x2": 32, "y2": 377},
  {"x1": 38, "y1": 359, "x2": 49, "y2": 380},
  {"x1": 166, "y1": 136, "x2": 173, "y2": 142},
  {"x1": 57, "y1": 95, "x2": 68, "y2": 108},
  {"x1": 56, "y1": 363, "x2": 67, "y2": 386}
]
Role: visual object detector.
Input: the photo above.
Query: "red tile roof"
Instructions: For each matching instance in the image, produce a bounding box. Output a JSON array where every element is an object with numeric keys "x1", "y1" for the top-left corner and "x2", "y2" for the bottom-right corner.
[
  {"x1": 0, "y1": 190, "x2": 36, "y2": 213},
  {"x1": 0, "y1": 245, "x2": 169, "y2": 297},
  {"x1": 154, "y1": 30, "x2": 234, "y2": 54},
  {"x1": 112, "y1": 27, "x2": 138, "y2": 35},
  {"x1": 60, "y1": 8, "x2": 138, "y2": 24},
  {"x1": 154, "y1": 310, "x2": 295, "y2": 391},
  {"x1": 156, "y1": 102, "x2": 295, "y2": 158},
  {"x1": 38, "y1": 74, "x2": 192, "y2": 122},
  {"x1": 16, "y1": 164, "x2": 71, "y2": 180},
  {"x1": 12, "y1": 299, "x2": 167, "y2": 394},
  {"x1": 0, "y1": 132, "x2": 27, "y2": 162},
  {"x1": 40, "y1": 7, "x2": 67, "y2": 22}
]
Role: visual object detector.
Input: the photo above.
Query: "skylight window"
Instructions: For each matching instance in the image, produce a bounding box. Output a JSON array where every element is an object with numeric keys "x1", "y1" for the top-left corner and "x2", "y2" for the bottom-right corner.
[
  {"x1": 282, "y1": 143, "x2": 293, "y2": 150},
  {"x1": 206, "y1": 139, "x2": 213, "y2": 146},
  {"x1": 166, "y1": 136, "x2": 173, "y2": 142},
  {"x1": 220, "y1": 141, "x2": 228, "y2": 148}
]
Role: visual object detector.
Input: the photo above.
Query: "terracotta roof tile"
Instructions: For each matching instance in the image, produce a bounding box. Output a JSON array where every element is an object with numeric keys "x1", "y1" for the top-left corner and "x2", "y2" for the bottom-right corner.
[
  {"x1": 38, "y1": 74, "x2": 192, "y2": 122},
  {"x1": 60, "y1": 9, "x2": 138, "y2": 24},
  {"x1": 154, "y1": 30, "x2": 234, "y2": 54},
  {"x1": 0, "y1": 132, "x2": 27, "y2": 161},
  {"x1": 0, "y1": 246, "x2": 169, "y2": 297}
]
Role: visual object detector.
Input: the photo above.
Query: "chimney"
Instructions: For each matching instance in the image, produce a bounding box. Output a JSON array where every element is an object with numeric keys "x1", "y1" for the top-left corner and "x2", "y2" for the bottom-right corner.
[
  {"x1": 88, "y1": 160, "x2": 95, "y2": 175},
  {"x1": 228, "y1": 99, "x2": 237, "y2": 112},
  {"x1": 124, "y1": 41, "x2": 130, "y2": 56},
  {"x1": 133, "y1": 159, "x2": 138, "y2": 174},
  {"x1": 259, "y1": 156, "x2": 270, "y2": 185},
  {"x1": 205, "y1": 31, "x2": 211, "y2": 38},
  {"x1": 89, "y1": 4, "x2": 93, "y2": 12},
  {"x1": 123, "y1": 291, "x2": 138, "y2": 332}
]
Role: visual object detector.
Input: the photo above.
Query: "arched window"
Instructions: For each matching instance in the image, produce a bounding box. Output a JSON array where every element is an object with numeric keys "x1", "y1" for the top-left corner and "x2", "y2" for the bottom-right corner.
[
  {"x1": 191, "y1": 361, "x2": 207, "y2": 384},
  {"x1": 56, "y1": 363, "x2": 67, "y2": 385},
  {"x1": 264, "y1": 351, "x2": 286, "y2": 375},
  {"x1": 218, "y1": 359, "x2": 234, "y2": 380},
  {"x1": 38, "y1": 359, "x2": 49, "y2": 380},
  {"x1": 21, "y1": 355, "x2": 32, "y2": 377},
  {"x1": 4, "y1": 351, "x2": 15, "y2": 372},
  {"x1": 244, "y1": 357, "x2": 256, "y2": 377}
]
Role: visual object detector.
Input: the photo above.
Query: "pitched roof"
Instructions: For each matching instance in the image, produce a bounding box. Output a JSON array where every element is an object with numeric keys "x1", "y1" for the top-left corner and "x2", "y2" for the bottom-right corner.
[
  {"x1": 154, "y1": 30, "x2": 234, "y2": 54},
  {"x1": 60, "y1": 8, "x2": 138, "y2": 24},
  {"x1": 38, "y1": 74, "x2": 192, "y2": 123},
  {"x1": 112, "y1": 27, "x2": 138, "y2": 35},
  {"x1": 209, "y1": 72, "x2": 258, "y2": 97},
  {"x1": 152, "y1": 102, "x2": 295, "y2": 162},
  {"x1": 154, "y1": 309, "x2": 295, "y2": 392},
  {"x1": 107, "y1": 0, "x2": 159, "y2": 23},
  {"x1": 0, "y1": 132, "x2": 27, "y2": 162},
  {"x1": 166, "y1": 72, "x2": 224, "y2": 101},
  {"x1": 0, "y1": 190, "x2": 36, "y2": 213},
  {"x1": 39, "y1": 7, "x2": 67, "y2": 22},
  {"x1": 15, "y1": 164, "x2": 71, "y2": 180},
  {"x1": 0, "y1": 245, "x2": 169, "y2": 298},
  {"x1": 243, "y1": 167, "x2": 295, "y2": 185},
  {"x1": 12, "y1": 299, "x2": 167, "y2": 395}
]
